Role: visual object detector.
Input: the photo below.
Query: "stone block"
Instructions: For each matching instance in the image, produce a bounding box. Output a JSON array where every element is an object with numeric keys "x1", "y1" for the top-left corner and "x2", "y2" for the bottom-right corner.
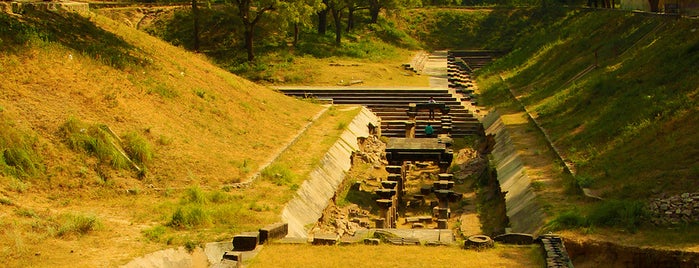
[
  {"x1": 493, "y1": 233, "x2": 535, "y2": 245},
  {"x1": 259, "y1": 222, "x2": 288, "y2": 245},
  {"x1": 464, "y1": 235, "x2": 494, "y2": 249},
  {"x1": 386, "y1": 166, "x2": 402, "y2": 174},
  {"x1": 420, "y1": 185, "x2": 433, "y2": 195},
  {"x1": 412, "y1": 223, "x2": 425, "y2": 229},
  {"x1": 232, "y1": 232, "x2": 259, "y2": 251},
  {"x1": 312, "y1": 233, "x2": 339, "y2": 245},
  {"x1": 363, "y1": 238, "x2": 380, "y2": 245},
  {"x1": 222, "y1": 251, "x2": 242, "y2": 261},
  {"x1": 437, "y1": 219, "x2": 448, "y2": 229}
]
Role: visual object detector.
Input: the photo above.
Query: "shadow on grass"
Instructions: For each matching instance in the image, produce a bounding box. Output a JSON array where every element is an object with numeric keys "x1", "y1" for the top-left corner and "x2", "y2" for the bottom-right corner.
[{"x1": 1, "y1": 9, "x2": 149, "y2": 70}]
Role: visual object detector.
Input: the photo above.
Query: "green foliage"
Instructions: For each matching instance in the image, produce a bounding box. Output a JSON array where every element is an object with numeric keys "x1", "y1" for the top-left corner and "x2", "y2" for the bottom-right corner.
[
  {"x1": 147, "y1": 83, "x2": 179, "y2": 99},
  {"x1": 575, "y1": 174, "x2": 594, "y2": 188},
  {"x1": 336, "y1": 121, "x2": 348, "y2": 130},
  {"x1": 121, "y1": 132, "x2": 153, "y2": 165},
  {"x1": 167, "y1": 205, "x2": 211, "y2": 229},
  {"x1": 588, "y1": 200, "x2": 648, "y2": 232},
  {"x1": 59, "y1": 117, "x2": 129, "y2": 169},
  {"x1": 1, "y1": 10, "x2": 150, "y2": 69},
  {"x1": 142, "y1": 225, "x2": 167, "y2": 242},
  {"x1": 56, "y1": 213, "x2": 101, "y2": 237},
  {"x1": 545, "y1": 200, "x2": 648, "y2": 232},
  {"x1": 59, "y1": 118, "x2": 152, "y2": 173},
  {"x1": 0, "y1": 197, "x2": 13, "y2": 206},
  {"x1": 545, "y1": 210, "x2": 587, "y2": 231},
  {"x1": 0, "y1": 118, "x2": 43, "y2": 178},
  {"x1": 261, "y1": 164, "x2": 296, "y2": 186},
  {"x1": 182, "y1": 186, "x2": 208, "y2": 205}
]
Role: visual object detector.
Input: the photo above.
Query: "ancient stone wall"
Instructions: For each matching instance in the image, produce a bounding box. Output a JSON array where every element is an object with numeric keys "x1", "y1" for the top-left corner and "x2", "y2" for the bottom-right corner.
[
  {"x1": 482, "y1": 110, "x2": 545, "y2": 235},
  {"x1": 649, "y1": 192, "x2": 699, "y2": 225},
  {"x1": 281, "y1": 107, "x2": 380, "y2": 238}
]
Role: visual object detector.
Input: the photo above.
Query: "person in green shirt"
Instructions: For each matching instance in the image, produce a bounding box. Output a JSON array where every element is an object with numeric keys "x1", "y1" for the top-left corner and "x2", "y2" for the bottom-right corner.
[{"x1": 425, "y1": 123, "x2": 434, "y2": 137}]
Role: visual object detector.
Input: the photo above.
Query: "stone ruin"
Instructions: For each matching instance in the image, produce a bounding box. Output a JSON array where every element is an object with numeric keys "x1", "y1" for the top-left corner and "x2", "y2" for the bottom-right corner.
[{"x1": 649, "y1": 192, "x2": 699, "y2": 225}]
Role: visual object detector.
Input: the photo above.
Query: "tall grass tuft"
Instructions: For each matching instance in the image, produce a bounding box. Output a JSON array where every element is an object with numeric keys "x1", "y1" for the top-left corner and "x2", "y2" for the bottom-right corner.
[
  {"x1": 167, "y1": 206, "x2": 211, "y2": 229},
  {"x1": 588, "y1": 199, "x2": 648, "y2": 233},
  {"x1": 121, "y1": 131, "x2": 153, "y2": 165},
  {"x1": 56, "y1": 213, "x2": 101, "y2": 237},
  {"x1": 0, "y1": 118, "x2": 43, "y2": 178},
  {"x1": 261, "y1": 164, "x2": 296, "y2": 186},
  {"x1": 59, "y1": 117, "x2": 152, "y2": 172}
]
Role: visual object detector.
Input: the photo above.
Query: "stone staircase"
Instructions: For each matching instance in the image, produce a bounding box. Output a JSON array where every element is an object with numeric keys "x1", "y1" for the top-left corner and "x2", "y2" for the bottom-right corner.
[{"x1": 278, "y1": 88, "x2": 483, "y2": 138}]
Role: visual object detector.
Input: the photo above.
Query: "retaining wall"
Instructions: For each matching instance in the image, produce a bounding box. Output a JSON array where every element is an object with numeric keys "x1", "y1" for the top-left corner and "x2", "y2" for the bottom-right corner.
[
  {"x1": 482, "y1": 111, "x2": 545, "y2": 235},
  {"x1": 281, "y1": 107, "x2": 380, "y2": 238}
]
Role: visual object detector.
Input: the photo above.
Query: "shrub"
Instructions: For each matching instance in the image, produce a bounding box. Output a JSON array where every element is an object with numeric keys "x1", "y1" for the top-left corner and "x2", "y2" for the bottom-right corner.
[
  {"x1": 588, "y1": 200, "x2": 648, "y2": 232},
  {"x1": 121, "y1": 131, "x2": 153, "y2": 165},
  {"x1": 1, "y1": 119, "x2": 43, "y2": 178},
  {"x1": 183, "y1": 186, "x2": 208, "y2": 205},
  {"x1": 261, "y1": 164, "x2": 296, "y2": 186},
  {"x1": 56, "y1": 213, "x2": 101, "y2": 237},
  {"x1": 544, "y1": 210, "x2": 588, "y2": 231},
  {"x1": 142, "y1": 225, "x2": 167, "y2": 242},
  {"x1": 167, "y1": 205, "x2": 211, "y2": 229}
]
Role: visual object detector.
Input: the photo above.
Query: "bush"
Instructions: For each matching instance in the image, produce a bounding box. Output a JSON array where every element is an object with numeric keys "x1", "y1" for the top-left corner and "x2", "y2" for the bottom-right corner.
[
  {"x1": 121, "y1": 131, "x2": 153, "y2": 165},
  {"x1": 142, "y1": 225, "x2": 167, "y2": 242},
  {"x1": 1, "y1": 119, "x2": 43, "y2": 178},
  {"x1": 182, "y1": 186, "x2": 208, "y2": 205},
  {"x1": 59, "y1": 118, "x2": 152, "y2": 173},
  {"x1": 588, "y1": 200, "x2": 648, "y2": 232},
  {"x1": 261, "y1": 164, "x2": 296, "y2": 186},
  {"x1": 56, "y1": 213, "x2": 101, "y2": 237},
  {"x1": 545, "y1": 210, "x2": 588, "y2": 231},
  {"x1": 167, "y1": 205, "x2": 211, "y2": 229}
]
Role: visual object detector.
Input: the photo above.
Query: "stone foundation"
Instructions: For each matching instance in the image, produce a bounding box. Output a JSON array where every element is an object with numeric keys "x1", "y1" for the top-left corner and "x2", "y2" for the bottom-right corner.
[{"x1": 649, "y1": 192, "x2": 699, "y2": 225}]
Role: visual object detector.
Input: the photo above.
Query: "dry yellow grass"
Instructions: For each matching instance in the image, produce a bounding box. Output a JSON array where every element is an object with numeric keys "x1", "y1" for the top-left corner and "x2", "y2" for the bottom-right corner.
[
  {"x1": 248, "y1": 243, "x2": 543, "y2": 267},
  {"x1": 268, "y1": 55, "x2": 431, "y2": 87},
  {"x1": 0, "y1": 10, "x2": 336, "y2": 267}
]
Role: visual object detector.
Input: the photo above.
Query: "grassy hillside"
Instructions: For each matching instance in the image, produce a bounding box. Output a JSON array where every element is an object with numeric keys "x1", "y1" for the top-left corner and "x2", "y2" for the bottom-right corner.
[
  {"x1": 469, "y1": 8, "x2": 698, "y2": 240},
  {"x1": 478, "y1": 9, "x2": 698, "y2": 199},
  {"x1": 0, "y1": 8, "x2": 331, "y2": 267}
]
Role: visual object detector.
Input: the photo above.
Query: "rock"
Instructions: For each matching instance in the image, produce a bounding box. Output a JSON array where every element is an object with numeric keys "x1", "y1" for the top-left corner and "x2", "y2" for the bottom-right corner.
[{"x1": 493, "y1": 233, "x2": 535, "y2": 245}]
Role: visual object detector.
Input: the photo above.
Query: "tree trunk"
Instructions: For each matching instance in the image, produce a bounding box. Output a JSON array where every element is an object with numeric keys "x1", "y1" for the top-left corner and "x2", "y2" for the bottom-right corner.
[
  {"x1": 244, "y1": 26, "x2": 255, "y2": 61},
  {"x1": 346, "y1": 7, "x2": 354, "y2": 32},
  {"x1": 293, "y1": 23, "x2": 299, "y2": 47},
  {"x1": 192, "y1": 0, "x2": 199, "y2": 52},
  {"x1": 369, "y1": 6, "x2": 379, "y2": 23},
  {"x1": 648, "y1": 0, "x2": 659, "y2": 11},
  {"x1": 332, "y1": 8, "x2": 342, "y2": 45},
  {"x1": 318, "y1": 0, "x2": 328, "y2": 35}
]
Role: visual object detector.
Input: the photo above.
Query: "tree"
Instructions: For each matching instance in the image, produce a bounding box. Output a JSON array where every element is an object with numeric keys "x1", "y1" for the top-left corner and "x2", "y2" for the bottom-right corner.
[
  {"x1": 318, "y1": 0, "x2": 330, "y2": 34},
  {"x1": 278, "y1": 0, "x2": 325, "y2": 46},
  {"x1": 328, "y1": 0, "x2": 346, "y2": 45},
  {"x1": 234, "y1": 0, "x2": 322, "y2": 61},
  {"x1": 192, "y1": 0, "x2": 200, "y2": 52},
  {"x1": 345, "y1": 0, "x2": 368, "y2": 32},
  {"x1": 234, "y1": 0, "x2": 276, "y2": 61}
]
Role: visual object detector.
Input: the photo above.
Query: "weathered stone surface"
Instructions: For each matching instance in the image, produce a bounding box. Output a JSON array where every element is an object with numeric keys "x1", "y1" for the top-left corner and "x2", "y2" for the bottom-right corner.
[
  {"x1": 493, "y1": 233, "x2": 535, "y2": 245},
  {"x1": 363, "y1": 238, "x2": 380, "y2": 245},
  {"x1": 650, "y1": 192, "x2": 699, "y2": 225},
  {"x1": 259, "y1": 223, "x2": 288, "y2": 245},
  {"x1": 464, "y1": 235, "x2": 494, "y2": 249},
  {"x1": 312, "y1": 233, "x2": 339, "y2": 245},
  {"x1": 222, "y1": 251, "x2": 242, "y2": 261}
]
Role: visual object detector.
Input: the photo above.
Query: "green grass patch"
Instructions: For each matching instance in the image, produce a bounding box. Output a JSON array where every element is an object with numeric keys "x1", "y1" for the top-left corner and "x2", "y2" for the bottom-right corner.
[
  {"x1": 59, "y1": 117, "x2": 153, "y2": 173},
  {"x1": 0, "y1": 118, "x2": 43, "y2": 178},
  {"x1": 261, "y1": 164, "x2": 297, "y2": 186},
  {"x1": 56, "y1": 213, "x2": 102, "y2": 237}
]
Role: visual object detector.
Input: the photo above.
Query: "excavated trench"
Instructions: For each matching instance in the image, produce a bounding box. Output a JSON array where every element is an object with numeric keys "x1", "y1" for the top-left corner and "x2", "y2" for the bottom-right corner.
[{"x1": 566, "y1": 239, "x2": 699, "y2": 268}]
